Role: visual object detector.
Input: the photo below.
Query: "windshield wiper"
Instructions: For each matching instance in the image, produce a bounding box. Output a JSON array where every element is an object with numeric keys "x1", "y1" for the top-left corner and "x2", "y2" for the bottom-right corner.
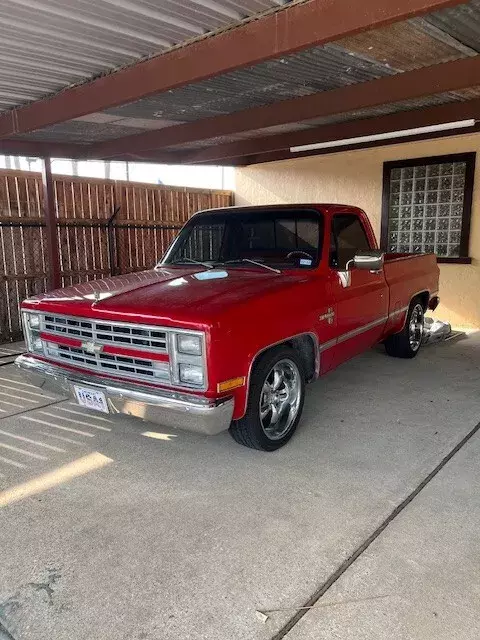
[
  {"x1": 220, "y1": 259, "x2": 280, "y2": 274},
  {"x1": 170, "y1": 257, "x2": 213, "y2": 269}
]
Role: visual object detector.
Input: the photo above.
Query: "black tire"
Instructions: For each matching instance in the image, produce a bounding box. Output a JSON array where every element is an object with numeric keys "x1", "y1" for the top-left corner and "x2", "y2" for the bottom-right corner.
[
  {"x1": 384, "y1": 297, "x2": 425, "y2": 359},
  {"x1": 229, "y1": 346, "x2": 305, "y2": 451}
]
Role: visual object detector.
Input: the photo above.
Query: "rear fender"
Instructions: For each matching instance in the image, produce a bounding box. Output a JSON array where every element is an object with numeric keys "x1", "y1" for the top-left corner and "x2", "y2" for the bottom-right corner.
[{"x1": 388, "y1": 290, "x2": 431, "y2": 335}]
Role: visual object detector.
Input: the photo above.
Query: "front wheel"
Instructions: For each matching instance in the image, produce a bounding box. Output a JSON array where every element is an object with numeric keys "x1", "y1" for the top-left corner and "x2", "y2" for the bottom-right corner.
[
  {"x1": 385, "y1": 298, "x2": 425, "y2": 359},
  {"x1": 229, "y1": 346, "x2": 305, "y2": 451}
]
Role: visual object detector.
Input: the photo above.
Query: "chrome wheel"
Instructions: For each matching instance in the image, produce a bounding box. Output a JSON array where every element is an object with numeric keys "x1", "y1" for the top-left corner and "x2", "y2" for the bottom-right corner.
[
  {"x1": 259, "y1": 358, "x2": 301, "y2": 440},
  {"x1": 409, "y1": 304, "x2": 424, "y2": 352}
]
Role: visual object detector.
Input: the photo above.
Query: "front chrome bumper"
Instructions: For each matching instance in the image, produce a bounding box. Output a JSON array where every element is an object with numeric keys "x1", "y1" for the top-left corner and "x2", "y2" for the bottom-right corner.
[{"x1": 15, "y1": 355, "x2": 234, "y2": 436}]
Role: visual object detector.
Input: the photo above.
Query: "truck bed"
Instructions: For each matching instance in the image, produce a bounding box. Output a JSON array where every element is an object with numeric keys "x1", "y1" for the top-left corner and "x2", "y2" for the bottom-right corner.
[{"x1": 384, "y1": 253, "x2": 439, "y2": 319}]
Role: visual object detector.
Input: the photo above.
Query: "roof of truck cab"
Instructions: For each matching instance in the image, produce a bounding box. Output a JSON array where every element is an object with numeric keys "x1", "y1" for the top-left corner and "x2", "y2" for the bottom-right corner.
[{"x1": 190, "y1": 204, "x2": 367, "y2": 217}]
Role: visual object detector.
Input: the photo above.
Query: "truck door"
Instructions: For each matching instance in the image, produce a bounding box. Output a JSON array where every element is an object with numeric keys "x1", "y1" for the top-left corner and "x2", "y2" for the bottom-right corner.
[{"x1": 328, "y1": 213, "x2": 389, "y2": 368}]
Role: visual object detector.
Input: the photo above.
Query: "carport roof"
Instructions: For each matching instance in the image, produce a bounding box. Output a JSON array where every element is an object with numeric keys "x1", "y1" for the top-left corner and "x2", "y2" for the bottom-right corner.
[{"x1": 1, "y1": 0, "x2": 480, "y2": 166}]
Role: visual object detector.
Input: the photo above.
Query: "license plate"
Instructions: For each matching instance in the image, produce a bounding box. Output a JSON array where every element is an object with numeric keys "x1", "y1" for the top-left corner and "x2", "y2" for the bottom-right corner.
[{"x1": 73, "y1": 386, "x2": 109, "y2": 413}]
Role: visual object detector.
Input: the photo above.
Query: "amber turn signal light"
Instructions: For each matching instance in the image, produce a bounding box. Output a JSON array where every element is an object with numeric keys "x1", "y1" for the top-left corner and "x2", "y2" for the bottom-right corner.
[{"x1": 217, "y1": 377, "x2": 246, "y2": 393}]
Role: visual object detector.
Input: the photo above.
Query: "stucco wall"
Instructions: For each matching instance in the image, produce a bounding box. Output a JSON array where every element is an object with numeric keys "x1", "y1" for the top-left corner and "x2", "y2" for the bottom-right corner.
[{"x1": 235, "y1": 133, "x2": 480, "y2": 329}]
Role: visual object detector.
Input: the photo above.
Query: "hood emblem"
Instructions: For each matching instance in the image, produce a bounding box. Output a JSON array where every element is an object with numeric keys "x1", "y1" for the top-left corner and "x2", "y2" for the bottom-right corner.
[
  {"x1": 82, "y1": 341, "x2": 103, "y2": 355},
  {"x1": 84, "y1": 291, "x2": 114, "y2": 303}
]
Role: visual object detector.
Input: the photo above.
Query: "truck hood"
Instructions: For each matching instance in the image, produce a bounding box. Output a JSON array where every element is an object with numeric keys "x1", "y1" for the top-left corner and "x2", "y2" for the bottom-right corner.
[{"x1": 24, "y1": 266, "x2": 310, "y2": 328}]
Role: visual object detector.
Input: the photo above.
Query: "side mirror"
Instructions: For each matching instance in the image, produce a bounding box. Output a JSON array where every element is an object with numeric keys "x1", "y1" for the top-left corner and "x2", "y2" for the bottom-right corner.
[{"x1": 352, "y1": 250, "x2": 384, "y2": 271}]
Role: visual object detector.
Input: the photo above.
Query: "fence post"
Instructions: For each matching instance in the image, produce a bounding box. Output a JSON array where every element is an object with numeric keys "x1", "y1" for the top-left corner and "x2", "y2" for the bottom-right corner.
[
  {"x1": 107, "y1": 205, "x2": 120, "y2": 276},
  {"x1": 41, "y1": 158, "x2": 61, "y2": 290}
]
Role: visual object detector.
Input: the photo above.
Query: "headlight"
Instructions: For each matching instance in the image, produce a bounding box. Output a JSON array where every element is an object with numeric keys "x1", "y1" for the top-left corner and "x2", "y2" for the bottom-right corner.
[
  {"x1": 179, "y1": 364, "x2": 204, "y2": 386},
  {"x1": 22, "y1": 312, "x2": 44, "y2": 354},
  {"x1": 170, "y1": 330, "x2": 206, "y2": 389},
  {"x1": 28, "y1": 314, "x2": 41, "y2": 329},
  {"x1": 177, "y1": 334, "x2": 202, "y2": 355},
  {"x1": 32, "y1": 337, "x2": 43, "y2": 351}
]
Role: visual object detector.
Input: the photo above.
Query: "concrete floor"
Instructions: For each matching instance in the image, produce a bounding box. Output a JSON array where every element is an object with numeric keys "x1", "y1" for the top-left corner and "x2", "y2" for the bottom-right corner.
[{"x1": 0, "y1": 334, "x2": 479, "y2": 640}]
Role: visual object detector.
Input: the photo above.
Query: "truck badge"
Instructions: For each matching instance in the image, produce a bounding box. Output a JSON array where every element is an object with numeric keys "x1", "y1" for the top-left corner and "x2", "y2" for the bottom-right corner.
[
  {"x1": 319, "y1": 308, "x2": 335, "y2": 325},
  {"x1": 82, "y1": 341, "x2": 103, "y2": 355}
]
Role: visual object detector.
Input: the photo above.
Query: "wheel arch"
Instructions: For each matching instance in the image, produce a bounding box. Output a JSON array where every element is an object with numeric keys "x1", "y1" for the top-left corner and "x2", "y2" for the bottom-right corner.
[
  {"x1": 249, "y1": 333, "x2": 320, "y2": 385},
  {"x1": 416, "y1": 290, "x2": 430, "y2": 311},
  {"x1": 235, "y1": 333, "x2": 319, "y2": 420},
  {"x1": 395, "y1": 290, "x2": 429, "y2": 333}
]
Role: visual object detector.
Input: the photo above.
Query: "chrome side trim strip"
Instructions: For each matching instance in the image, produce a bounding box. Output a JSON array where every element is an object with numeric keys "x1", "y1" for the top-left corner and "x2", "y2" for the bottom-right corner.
[
  {"x1": 319, "y1": 317, "x2": 387, "y2": 353},
  {"x1": 389, "y1": 306, "x2": 409, "y2": 318},
  {"x1": 319, "y1": 338, "x2": 337, "y2": 353},
  {"x1": 336, "y1": 316, "x2": 388, "y2": 345},
  {"x1": 319, "y1": 308, "x2": 411, "y2": 353}
]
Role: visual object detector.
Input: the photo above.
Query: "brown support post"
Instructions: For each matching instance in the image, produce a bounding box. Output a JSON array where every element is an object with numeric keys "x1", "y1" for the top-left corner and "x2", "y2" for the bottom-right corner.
[{"x1": 41, "y1": 157, "x2": 61, "y2": 290}]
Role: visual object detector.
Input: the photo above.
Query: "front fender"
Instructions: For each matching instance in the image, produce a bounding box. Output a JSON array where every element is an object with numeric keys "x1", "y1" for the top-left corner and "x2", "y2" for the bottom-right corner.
[
  {"x1": 208, "y1": 278, "x2": 328, "y2": 420},
  {"x1": 215, "y1": 331, "x2": 319, "y2": 420}
]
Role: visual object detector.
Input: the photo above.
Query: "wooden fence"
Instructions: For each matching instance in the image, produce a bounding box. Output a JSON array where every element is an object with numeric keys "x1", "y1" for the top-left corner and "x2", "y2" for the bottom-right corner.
[{"x1": 0, "y1": 169, "x2": 232, "y2": 342}]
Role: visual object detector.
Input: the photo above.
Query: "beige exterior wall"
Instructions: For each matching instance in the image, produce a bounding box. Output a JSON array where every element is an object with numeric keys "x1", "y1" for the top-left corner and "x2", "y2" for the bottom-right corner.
[{"x1": 235, "y1": 132, "x2": 480, "y2": 329}]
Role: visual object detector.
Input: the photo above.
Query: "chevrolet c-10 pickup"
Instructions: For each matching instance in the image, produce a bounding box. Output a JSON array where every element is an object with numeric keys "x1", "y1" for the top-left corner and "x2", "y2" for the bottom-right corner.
[{"x1": 17, "y1": 204, "x2": 439, "y2": 450}]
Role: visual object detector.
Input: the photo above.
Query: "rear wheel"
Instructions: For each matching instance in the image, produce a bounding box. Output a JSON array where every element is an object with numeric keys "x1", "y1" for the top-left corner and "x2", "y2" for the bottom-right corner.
[
  {"x1": 229, "y1": 346, "x2": 305, "y2": 451},
  {"x1": 385, "y1": 298, "x2": 425, "y2": 359}
]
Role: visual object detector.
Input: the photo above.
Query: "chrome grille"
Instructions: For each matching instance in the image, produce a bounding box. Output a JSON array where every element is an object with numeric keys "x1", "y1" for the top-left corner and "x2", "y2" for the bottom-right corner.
[
  {"x1": 26, "y1": 311, "x2": 207, "y2": 390},
  {"x1": 43, "y1": 315, "x2": 167, "y2": 352},
  {"x1": 44, "y1": 315, "x2": 94, "y2": 339},
  {"x1": 45, "y1": 343, "x2": 170, "y2": 383}
]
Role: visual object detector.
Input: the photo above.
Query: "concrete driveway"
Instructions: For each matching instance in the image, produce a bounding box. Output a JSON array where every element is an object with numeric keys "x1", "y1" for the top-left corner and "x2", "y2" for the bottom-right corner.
[{"x1": 0, "y1": 334, "x2": 479, "y2": 640}]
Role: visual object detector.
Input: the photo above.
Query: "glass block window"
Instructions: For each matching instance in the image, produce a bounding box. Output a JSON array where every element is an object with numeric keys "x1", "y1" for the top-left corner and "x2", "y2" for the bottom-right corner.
[{"x1": 382, "y1": 154, "x2": 475, "y2": 260}]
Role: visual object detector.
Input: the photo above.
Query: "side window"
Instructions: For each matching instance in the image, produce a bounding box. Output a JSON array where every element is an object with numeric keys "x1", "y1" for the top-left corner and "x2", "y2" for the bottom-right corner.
[{"x1": 330, "y1": 215, "x2": 371, "y2": 269}]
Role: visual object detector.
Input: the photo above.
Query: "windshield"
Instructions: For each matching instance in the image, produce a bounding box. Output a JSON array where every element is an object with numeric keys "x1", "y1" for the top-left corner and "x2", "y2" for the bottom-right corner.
[{"x1": 161, "y1": 209, "x2": 323, "y2": 270}]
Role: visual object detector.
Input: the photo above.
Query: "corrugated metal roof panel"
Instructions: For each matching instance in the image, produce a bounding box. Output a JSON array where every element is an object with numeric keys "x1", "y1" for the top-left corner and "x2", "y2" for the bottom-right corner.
[
  {"x1": 238, "y1": 122, "x2": 313, "y2": 137},
  {"x1": 17, "y1": 120, "x2": 149, "y2": 144},
  {"x1": 6, "y1": 0, "x2": 480, "y2": 155},
  {"x1": 166, "y1": 134, "x2": 248, "y2": 150},
  {"x1": 0, "y1": 0, "x2": 294, "y2": 113},
  {"x1": 104, "y1": 44, "x2": 396, "y2": 122},
  {"x1": 334, "y1": 18, "x2": 472, "y2": 72},
  {"x1": 163, "y1": 90, "x2": 477, "y2": 153},
  {"x1": 17, "y1": 70, "x2": 480, "y2": 147},
  {"x1": 163, "y1": 122, "x2": 312, "y2": 151},
  {"x1": 451, "y1": 85, "x2": 480, "y2": 99},
  {"x1": 15, "y1": 42, "x2": 398, "y2": 143},
  {"x1": 97, "y1": 2, "x2": 480, "y2": 129},
  {"x1": 424, "y1": 0, "x2": 480, "y2": 51},
  {"x1": 300, "y1": 92, "x2": 476, "y2": 128}
]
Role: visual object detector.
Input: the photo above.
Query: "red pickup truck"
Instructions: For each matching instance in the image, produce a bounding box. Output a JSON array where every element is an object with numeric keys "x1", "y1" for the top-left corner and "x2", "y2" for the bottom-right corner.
[{"x1": 17, "y1": 204, "x2": 439, "y2": 450}]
